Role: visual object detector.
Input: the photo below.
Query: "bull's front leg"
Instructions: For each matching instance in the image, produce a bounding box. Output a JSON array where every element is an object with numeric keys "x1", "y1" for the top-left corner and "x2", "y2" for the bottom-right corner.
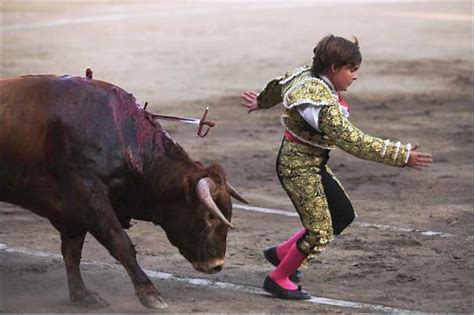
[
  {"x1": 73, "y1": 177, "x2": 167, "y2": 309},
  {"x1": 53, "y1": 225, "x2": 108, "y2": 307},
  {"x1": 89, "y1": 223, "x2": 168, "y2": 309}
]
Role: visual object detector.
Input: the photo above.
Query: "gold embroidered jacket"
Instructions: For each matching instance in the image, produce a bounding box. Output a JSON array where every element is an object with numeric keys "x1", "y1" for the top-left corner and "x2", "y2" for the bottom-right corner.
[{"x1": 256, "y1": 66, "x2": 411, "y2": 167}]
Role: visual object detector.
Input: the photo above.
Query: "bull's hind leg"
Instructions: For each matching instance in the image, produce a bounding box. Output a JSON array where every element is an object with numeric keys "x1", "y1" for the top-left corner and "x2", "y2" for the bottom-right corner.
[{"x1": 51, "y1": 222, "x2": 109, "y2": 307}]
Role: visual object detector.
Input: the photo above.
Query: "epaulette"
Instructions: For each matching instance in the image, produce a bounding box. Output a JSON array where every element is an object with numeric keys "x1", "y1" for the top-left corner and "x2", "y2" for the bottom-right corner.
[
  {"x1": 279, "y1": 65, "x2": 310, "y2": 85},
  {"x1": 283, "y1": 77, "x2": 335, "y2": 109}
]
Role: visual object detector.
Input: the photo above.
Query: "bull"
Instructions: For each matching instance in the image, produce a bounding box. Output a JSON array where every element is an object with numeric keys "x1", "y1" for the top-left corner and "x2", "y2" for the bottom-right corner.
[{"x1": 0, "y1": 74, "x2": 247, "y2": 309}]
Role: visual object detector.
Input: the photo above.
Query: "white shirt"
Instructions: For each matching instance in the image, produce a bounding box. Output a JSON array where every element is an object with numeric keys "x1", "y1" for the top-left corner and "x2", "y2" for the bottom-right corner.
[{"x1": 296, "y1": 75, "x2": 348, "y2": 132}]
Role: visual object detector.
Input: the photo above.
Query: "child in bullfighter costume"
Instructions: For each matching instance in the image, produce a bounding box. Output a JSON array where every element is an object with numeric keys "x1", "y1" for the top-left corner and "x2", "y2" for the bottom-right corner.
[{"x1": 240, "y1": 34, "x2": 433, "y2": 300}]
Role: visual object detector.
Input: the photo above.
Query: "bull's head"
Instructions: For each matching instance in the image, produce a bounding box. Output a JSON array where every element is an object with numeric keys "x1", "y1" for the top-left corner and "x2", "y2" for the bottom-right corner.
[{"x1": 152, "y1": 163, "x2": 247, "y2": 274}]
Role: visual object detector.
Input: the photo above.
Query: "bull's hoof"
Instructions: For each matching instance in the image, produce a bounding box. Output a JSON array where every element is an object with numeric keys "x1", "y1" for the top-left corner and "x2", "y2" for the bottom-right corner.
[
  {"x1": 71, "y1": 288, "x2": 109, "y2": 308},
  {"x1": 136, "y1": 286, "x2": 168, "y2": 309},
  {"x1": 138, "y1": 293, "x2": 168, "y2": 309}
]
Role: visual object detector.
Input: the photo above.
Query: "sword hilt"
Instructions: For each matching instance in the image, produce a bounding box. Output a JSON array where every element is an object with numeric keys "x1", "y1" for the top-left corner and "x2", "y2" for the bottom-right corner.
[{"x1": 197, "y1": 107, "x2": 215, "y2": 137}]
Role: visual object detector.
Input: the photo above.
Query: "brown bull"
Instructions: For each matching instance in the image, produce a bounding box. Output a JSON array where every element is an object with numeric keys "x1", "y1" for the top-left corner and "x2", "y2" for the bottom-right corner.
[{"x1": 0, "y1": 74, "x2": 247, "y2": 309}]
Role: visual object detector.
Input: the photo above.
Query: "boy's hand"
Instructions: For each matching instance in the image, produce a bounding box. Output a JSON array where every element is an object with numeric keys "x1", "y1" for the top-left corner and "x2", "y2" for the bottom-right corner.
[
  {"x1": 406, "y1": 144, "x2": 433, "y2": 170},
  {"x1": 240, "y1": 91, "x2": 259, "y2": 113}
]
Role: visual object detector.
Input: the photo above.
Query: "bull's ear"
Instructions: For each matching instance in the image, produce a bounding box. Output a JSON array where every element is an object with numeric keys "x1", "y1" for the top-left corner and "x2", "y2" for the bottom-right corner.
[
  {"x1": 206, "y1": 163, "x2": 226, "y2": 184},
  {"x1": 194, "y1": 160, "x2": 205, "y2": 168},
  {"x1": 183, "y1": 176, "x2": 197, "y2": 205}
]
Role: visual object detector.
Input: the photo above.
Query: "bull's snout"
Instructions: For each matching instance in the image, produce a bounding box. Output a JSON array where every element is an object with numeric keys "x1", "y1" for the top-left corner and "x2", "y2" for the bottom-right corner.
[
  {"x1": 192, "y1": 259, "x2": 224, "y2": 274},
  {"x1": 210, "y1": 264, "x2": 223, "y2": 273}
]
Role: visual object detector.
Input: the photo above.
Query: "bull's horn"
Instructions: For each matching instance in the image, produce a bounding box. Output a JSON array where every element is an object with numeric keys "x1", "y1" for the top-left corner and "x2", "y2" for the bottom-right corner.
[
  {"x1": 226, "y1": 182, "x2": 249, "y2": 204},
  {"x1": 196, "y1": 178, "x2": 233, "y2": 229}
]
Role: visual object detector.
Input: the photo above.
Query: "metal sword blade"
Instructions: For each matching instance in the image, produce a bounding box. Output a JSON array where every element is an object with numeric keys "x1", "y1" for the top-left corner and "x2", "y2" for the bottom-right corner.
[{"x1": 152, "y1": 114, "x2": 200, "y2": 125}]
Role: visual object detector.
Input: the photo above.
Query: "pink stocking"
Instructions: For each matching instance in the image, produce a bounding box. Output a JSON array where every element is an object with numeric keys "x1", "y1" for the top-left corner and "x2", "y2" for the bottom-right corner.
[
  {"x1": 269, "y1": 243, "x2": 307, "y2": 290},
  {"x1": 276, "y1": 228, "x2": 306, "y2": 261}
]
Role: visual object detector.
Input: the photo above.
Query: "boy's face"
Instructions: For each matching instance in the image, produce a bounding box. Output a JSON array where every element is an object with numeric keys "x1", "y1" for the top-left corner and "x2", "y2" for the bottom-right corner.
[{"x1": 328, "y1": 64, "x2": 359, "y2": 92}]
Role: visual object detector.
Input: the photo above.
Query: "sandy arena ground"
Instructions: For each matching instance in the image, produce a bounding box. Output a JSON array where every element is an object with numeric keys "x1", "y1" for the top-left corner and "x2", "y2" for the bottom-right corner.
[{"x1": 0, "y1": 0, "x2": 473, "y2": 313}]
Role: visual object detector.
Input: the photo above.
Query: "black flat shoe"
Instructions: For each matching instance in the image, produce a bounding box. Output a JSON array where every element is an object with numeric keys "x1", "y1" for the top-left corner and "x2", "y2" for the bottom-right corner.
[
  {"x1": 263, "y1": 247, "x2": 303, "y2": 283},
  {"x1": 263, "y1": 276, "x2": 311, "y2": 300}
]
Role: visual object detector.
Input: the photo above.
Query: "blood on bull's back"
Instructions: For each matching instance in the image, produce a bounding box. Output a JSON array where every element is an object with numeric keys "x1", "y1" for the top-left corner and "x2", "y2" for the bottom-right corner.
[{"x1": 1, "y1": 75, "x2": 160, "y2": 179}]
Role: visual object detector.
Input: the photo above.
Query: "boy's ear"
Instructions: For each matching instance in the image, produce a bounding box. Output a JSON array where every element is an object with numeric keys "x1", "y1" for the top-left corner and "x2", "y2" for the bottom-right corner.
[{"x1": 330, "y1": 63, "x2": 338, "y2": 74}]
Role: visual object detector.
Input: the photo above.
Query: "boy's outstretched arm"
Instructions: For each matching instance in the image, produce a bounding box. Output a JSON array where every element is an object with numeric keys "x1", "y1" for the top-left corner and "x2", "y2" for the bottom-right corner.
[
  {"x1": 319, "y1": 104, "x2": 433, "y2": 169},
  {"x1": 241, "y1": 75, "x2": 285, "y2": 113}
]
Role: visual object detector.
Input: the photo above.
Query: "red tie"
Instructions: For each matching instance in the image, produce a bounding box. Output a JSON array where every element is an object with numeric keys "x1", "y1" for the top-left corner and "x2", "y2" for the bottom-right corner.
[{"x1": 338, "y1": 92, "x2": 350, "y2": 112}]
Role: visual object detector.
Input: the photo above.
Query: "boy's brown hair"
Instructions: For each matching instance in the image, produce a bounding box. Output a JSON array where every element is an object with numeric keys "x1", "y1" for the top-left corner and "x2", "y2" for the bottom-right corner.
[{"x1": 311, "y1": 34, "x2": 362, "y2": 76}]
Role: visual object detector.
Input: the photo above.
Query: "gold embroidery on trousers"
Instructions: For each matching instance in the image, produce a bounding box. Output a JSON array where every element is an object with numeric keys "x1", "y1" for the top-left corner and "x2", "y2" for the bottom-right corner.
[{"x1": 277, "y1": 139, "x2": 334, "y2": 259}]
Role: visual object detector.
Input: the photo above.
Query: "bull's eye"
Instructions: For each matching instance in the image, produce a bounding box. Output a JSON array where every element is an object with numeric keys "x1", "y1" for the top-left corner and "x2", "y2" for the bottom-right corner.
[{"x1": 200, "y1": 224, "x2": 213, "y2": 239}]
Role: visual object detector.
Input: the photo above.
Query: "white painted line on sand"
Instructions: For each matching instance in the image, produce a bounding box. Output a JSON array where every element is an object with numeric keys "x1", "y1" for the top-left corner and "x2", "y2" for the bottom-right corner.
[
  {"x1": 233, "y1": 204, "x2": 457, "y2": 238},
  {"x1": 0, "y1": 243, "x2": 419, "y2": 313},
  {"x1": 1, "y1": 3, "x2": 319, "y2": 32},
  {"x1": 2, "y1": 14, "x2": 131, "y2": 31}
]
